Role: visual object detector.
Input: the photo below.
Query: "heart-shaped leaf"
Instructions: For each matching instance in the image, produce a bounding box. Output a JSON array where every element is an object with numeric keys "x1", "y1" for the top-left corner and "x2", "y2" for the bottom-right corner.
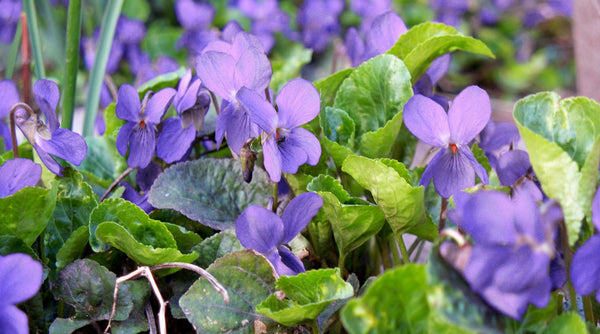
[
  {"x1": 514, "y1": 93, "x2": 600, "y2": 245},
  {"x1": 256, "y1": 268, "x2": 354, "y2": 326},
  {"x1": 148, "y1": 158, "x2": 272, "y2": 230}
]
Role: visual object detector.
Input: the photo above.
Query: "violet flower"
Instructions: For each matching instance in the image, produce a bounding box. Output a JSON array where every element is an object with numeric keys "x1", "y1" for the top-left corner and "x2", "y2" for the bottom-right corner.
[
  {"x1": 120, "y1": 161, "x2": 162, "y2": 213},
  {"x1": 15, "y1": 80, "x2": 87, "y2": 176},
  {"x1": 350, "y1": 0, "x2": 392, "y2": 32},
  {"x1": 0, "y1": 253, "x2": 43, "y2": 334},
  {"x1": 297, "y1": 0, "x2": 344, "y2": 52},
  {"x1": 234, "y1": 0, "x2": 291, "y2": 53},
  {"x1": 157, "y1": 68, "x2": 211, "y2": 163},
  {"x1": 235, "y1": 192, "x2": 323, "y2": 276},
  {"x1": 344, "y1": 11, "x2": 408, "y2": 67},
  {"x1": 238, "y1": 78, "x2": 321, "y2": 182},
  {"x1": 456, "y1": 190, "x2": 558, "y2": 319},
  {"x1": 478, "y1": 119, "x2": 521, "y2": 168},
  {"x1": 0, "y1": 0, "x2": 21, "y2": 44},
  {"x1": 175, "y1": 0, "x2": 218, "y2": 56},
  {"x1": 0, "y1": 158, "x2": 41, "y2": 198},
  {"x1": 195, "y1": 31, "x2": 272, "y2": 154},
  {"x1": 403, "y1": 85, "x2": 490, "y2": 198},
  {"x1": 413, "y1": 54, "x2": 451, "y2": 109},
  {"x1": 0, "y1": 79, "x2": 20, "y2": 150},
  {"x1": 116, "y1": 84, "x2": 175, "y2": 168},
  {"x1": 496, "y1": 149, "x2": 543, "y2": 201},
  {"x1": 571, "y1": 185, "x2": 600, "y2": 303},
  {"x1": 430, "y1": 0, "x2": 469, "y2": 27}
]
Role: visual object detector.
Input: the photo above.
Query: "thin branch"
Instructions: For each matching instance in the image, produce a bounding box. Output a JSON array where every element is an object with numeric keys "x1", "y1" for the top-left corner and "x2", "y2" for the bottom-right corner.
[
  {"x1": 9, "y1": 103, "x2": 35, "y2": 158},
  {"x1": 20, "y1": 13, "x2": 31, "y2": 105},
  {"x1": 145, "y1": 303, "x2": 157, "y2": 334},
  {"x1": 150, "y1": 262, "x2": 230, "y2": 303},
  {"x1": 104, "y1": 74, "x2": 119, "y2": 102},
  {"x1": 100, "y1": 167, "x2": 134, "y2": 201}
]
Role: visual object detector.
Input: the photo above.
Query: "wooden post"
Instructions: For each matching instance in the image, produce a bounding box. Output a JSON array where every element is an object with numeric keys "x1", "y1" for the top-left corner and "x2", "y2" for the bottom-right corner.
[{"x1": 574, "y1": 0, "x2": 600, "y2": 102}]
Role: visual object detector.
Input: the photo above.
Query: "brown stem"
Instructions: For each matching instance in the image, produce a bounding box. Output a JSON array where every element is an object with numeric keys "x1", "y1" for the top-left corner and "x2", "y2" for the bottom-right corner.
[
  {"x1": 20, "y1": 13, "x2": 31, "y2": 105},
  {"x1": 9, "y1": 102, "x2": 35, "y2": 158},
  {"x1": 439, "y1": 197, "x2": 449, "y2": 232},
  {"x1": 100, "y1": 167, "x2": 134, "y2": 201}
]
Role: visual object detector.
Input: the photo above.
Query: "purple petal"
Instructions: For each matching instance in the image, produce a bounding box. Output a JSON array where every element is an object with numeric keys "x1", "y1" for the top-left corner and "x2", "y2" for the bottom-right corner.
[
  {"x1": 403, "y1": 94, "x2": 450, "y2": 147},
  {"x1": 145, "y1": 88, "x2": 175, "y2": 124},
  {"x1": 493, "y1": 245, "x2": 549, "y2": 293},
  {"x1": 35, "y1": 128, "x2": 87, "y2": 166},
  {"x1": 460, "y1": 146, "x2": 489, "y2": 185},
  {"x1": 426, "y1": 54, "x2": 451, "y2": 84},
  {"x1": 0, "y1": 79, "x2": 20, "y2": 119},
  {"x1": 156, "y1": 117, "x2": 196, "y2": 163},
  {"x1": 201, "y1": 40, "x2": 233, "y2": 54},
  {"x1": 511, "y1": 191, "x2": 545, "y2": 243},
  {"x1": 127, "y1": 124, "x2": 156, "y2": 168},
  {"x1": 33, "y1": 143, "x2": 63, "y2": 176},
  {"x1": 233, "y1": 48, "x2": 272, "y2": 93},
  {"x1": 175, "y1": 77, "x2": 203, "y2": 116},
  {"x1": 175, "y1": 0, "x2": 214, "y2": 30},
  {"x1": 480, "y1": 121, "x2": 520, "y2": 153},
  {"x1": 448, "y1": 85, "x2": 491, "y2": 144},
  {"x1": 173, "y1": 68, "x2": 193, "y2": 109},
  {"x1": 0, "y1": 305, "x2": 29, "y2": 334},
  {"x1": 277, "y1": 246, "x2": 306, "y2": 275},
  {"x1": 592, "y1": 185, "x2": 600, "y2": 231},
  {"x1": 136, "y1": 161, "x2": 162, "y2": 192},
  {"x1": 278, "y1": 136, "x2": 308, "y2": 175},
  {"x1": 344, "y1": 27, "x2": 365, "y2": 67},
  {"x1": 196, "y1": 52, "x2": 237, "y2": 101},
  {"x1": 231, "y1": 32, "x2": 266, "y2": 58},
  {"x1": 235, "y1": 205, "x2": 284, "y2": 253},
  {"x1": 432, "y1": 147, "x2": 476, "y2": 198},
  {"x1": 262, "y1": 135, "x2": 282, "y2": 182},
  {"x1": 464, "y1": 244, "x2": 506, "y2": 291},
  {"x1": 214, "y1": 102, "x2": 233, "y2": 149},
  {"x1": 365, "y1": 11, "x2": 407, "y2": 56},
  {"x1": 461, "y1": 190, "x2": 517, "y2": 244},
  {"x1": 479, "y1": 286, "x2": 531, "y2": 320},
  {"x1": 285, "y1": 127, "x2": 321, "y2": 166},
  {"x1": 223, "y1": 105, "x2": 259, "y2": 154},
  {"x1": 0, "y1": 253, "x2": 43, "y2": 304},
  {"x1": 276, "y1": 78, "x2": 320, "y2": 129},
  {"x1": 419, "y1": 148, "x2": 445, "y2": 189},
  {"x1": 571, "y1": 235, "x2": 600, "y2": 298},
  {"x1": 281, "y1": 192, "x2": 323, "y2": 244},
  {"x1": 116, "y1": 16, "x2": 146, "y2": 44},
  {"x1": 222, "y1": 21, "x2": 244, "y2": 43},
  {"x1": 116, "y1": 122, "x2": 135, "y2": 157},
  {"x1": 116, "y1": 84, "x2": 141, "y2": 122},
  {"x1": 33, "y1": 79, "x2": 60, "y2": 132},
  {"x1": 496, "y1": 150, "x2": 531, "y2": 186},
  {"x1": 0, "y1": 158, "x2": 41, "y2": 198},
  {"x1": 237, "y1": 87, "x2": 277, "y2": 134}
]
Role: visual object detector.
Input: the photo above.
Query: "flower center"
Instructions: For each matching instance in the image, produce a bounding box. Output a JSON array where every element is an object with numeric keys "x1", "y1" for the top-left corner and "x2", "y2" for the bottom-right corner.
[
  {"x1": 140, "y1": 120, "x2": 146, "y2": 128},
  {"x1": 450, "y1": 143, "x2": 458, "y2": 154}
]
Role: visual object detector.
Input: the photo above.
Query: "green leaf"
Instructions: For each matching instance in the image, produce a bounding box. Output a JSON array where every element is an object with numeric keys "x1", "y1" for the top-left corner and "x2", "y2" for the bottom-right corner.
[
  {"x1": 342, "y1": 156, "x2": 434, "y2": 241},
  {"x1": 307, "y1": 174, "x2": 351, "y2": 203},
  {"x1": 256, "y1": 268, "x2": 354, "y2": 326},
  {"x1": 0, "y1": 235, "x2": 41, "y2": 260},
  {"x1": 471, "y1": 142, "x2": 492, "y2": 174},
  {"x1": 53, "y1": 259, "x2": 149, "y2": 322},
  {"x1": 191, "y1": 229, "x2": 245, "y2": 268},
  {"x1": 164, "y1": 222, "x2": 203, "y2": 254},
  {"x1": 321, "y1": 106, "x2": 356, "y2": 149},
  {"x1": 136, "y1": 67, "x2": 187, "y2": 97},
  {"x1": 334, "y1": 54, "x2": 413, "y2": 158},
  {"x1": 542, "y1": 312, "x2": 588, "y2": 334},
  {"x1": 513, "y1": 93, "x2": 600, "y2": 245},
  {"x1": 46, "y1": 169, "x2": 98, "y2": 273},
  {"x1": 56, "y1": 226, "x2": 90, "y2": 272},
  {"x1": 148, "y1": 158, "x2": 272, "y2": 230},
  {"x1": 340, "y1": 264, "x2": 429, "y2": 334},
  {"x1": 314, "y1": 68, "x2": 354, "y2": 108},
  {"x1": 180, "y1": 250, "x2": 279, "y2": 334},
  {"x1": 49, "y1": 318, "x2": 91, "y2": 334},
  {"x1": 387, "y1": 22, "x2": 494, "y2": 83},
  {"x1": 121, "y1": 0, "x2": 150, "y2": 21},
  {"x1": 270, "y1": 39, "x2": 313, "y2": 93},
  {"x1": 89, "y1": 198, "x2": 176, "y2": 251},
  {"x1": 0, "y1": 186, "x2": 57, "y2": 245},
  {"x1": 79, "y1": 136, "x2": 128, "y2": 193}
]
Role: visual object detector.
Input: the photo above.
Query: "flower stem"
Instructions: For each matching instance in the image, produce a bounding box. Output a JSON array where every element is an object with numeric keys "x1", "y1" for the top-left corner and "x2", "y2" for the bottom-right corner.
[
  {"x1": 559, "y1": 218, "x2": 578, "y2": 313},
  {"x1": 6, "y1": 20, "x2": 21, "y2": 79},
  {"x1": 22, "y1": 0, "x2": 45, "y2": 79},
  {"x1": 20, "y1": 13, "x2": 32, "y2": 105},
  {"x1": 396, "y1": 235, "x2": 410, "y2": 264},
  {"x1": 439, "y1": 197, "x2": 449, "y2": 232},
  {"x1": 583, "y1": 295, "x2": 595, "y2": 323},
  {"x1": 83, "y1": 0, "x2": 124, "y2": 137},
  {"x1": 9, "y1": 103, "x2": 35, "y2": 158},
  {"x1": 61, "y1": 0, "x2": 83, "y2": 131},
  {"x1": 272, "y1": 182, "x2": 279, "y2": 213},
  {"x1": 100, "y1": 167, "x2": 134, "y2": 201}
]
